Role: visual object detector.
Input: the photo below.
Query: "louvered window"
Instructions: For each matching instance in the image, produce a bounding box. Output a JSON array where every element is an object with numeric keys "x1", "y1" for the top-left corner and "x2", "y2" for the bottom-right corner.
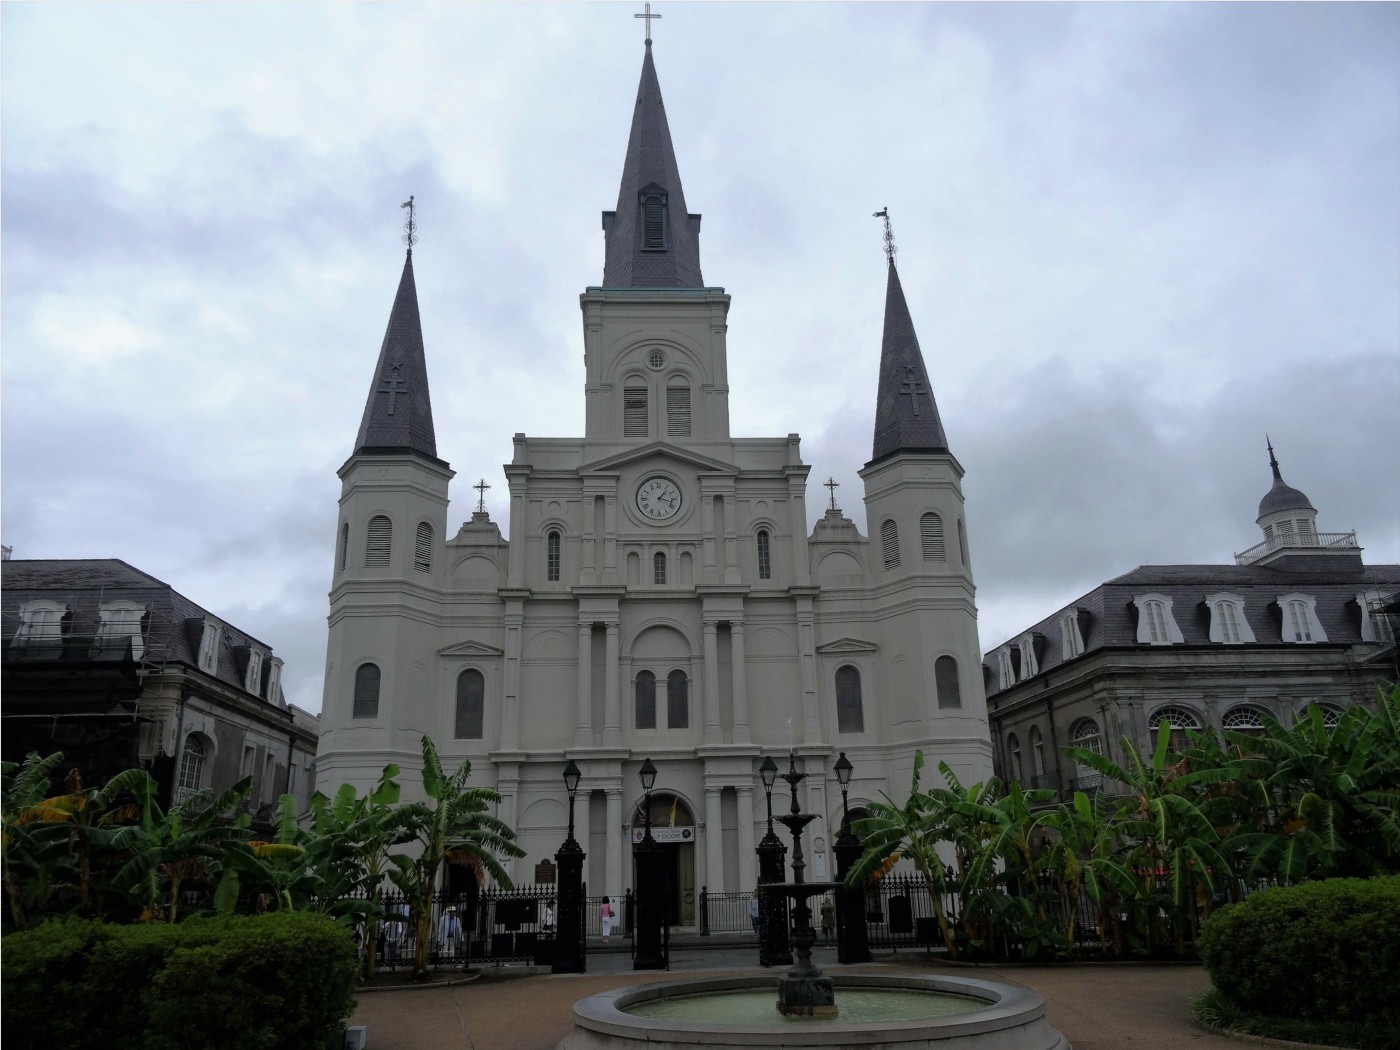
[
  {"x1": 641, "y1": 193, "x2": 665, "y2": 250},
  {"x1": 635, "y1": 670, "x2": 657, "y2": 730},
  {"x1": 414, "y1": 522, "x2": 433, "y2": 573},
  {"x1": 624, "y1": 386, "x2": 648, "y2": 437},
  {"x1": 666, "y1": 385, "x2": 691, "y2": 437},
  {"x1": 653, "y1": 551, "x2": 667, "y2": 585},
  {"x1": 957, "y1": 520, "x2": 968, "y2": 564},
  {"x1": 756, "y1": 530, "x2": 771, "y2": 580},
  {"x1": 920, "y1": 512, "x2": 946, "y2": 560},
  {"x1": 455, "y1": 668, "x2": 485, "y2": 739},
  {"x1": 547, "y1": 531, "x2": 561, "y2": 582},
  {"x1": 338, "y1": 523, "x2": 349, "y2": 572},
  {"x1": 365, "y1": 516, "x2": 392, "y2": 567},
  {"x1": 352, "y1": 663, "x2": 380, "y2": 719},
  {"x1": 667, "y1": 669, "x2": 689, "y2": 729},
  {"x1": 935, "y1": 655, "x2": 961, "y2": 708},
  {"x1": 880, "y1": 520, "x2": 900, "y2": 570},
  {"x1": 835, "y1": 665, "x2": 864, "y2": 733}
]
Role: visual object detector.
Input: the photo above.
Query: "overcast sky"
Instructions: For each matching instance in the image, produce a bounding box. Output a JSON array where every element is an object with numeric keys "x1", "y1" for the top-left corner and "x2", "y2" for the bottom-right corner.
[{"x1": 4, "y1": 3, "x2": 1398, "y2": 715}]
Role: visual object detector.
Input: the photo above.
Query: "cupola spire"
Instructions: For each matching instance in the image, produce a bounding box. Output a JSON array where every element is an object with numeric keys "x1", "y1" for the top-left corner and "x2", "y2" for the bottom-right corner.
[
  {"x1": 352, "y1": 205, "x2": 441, "y2": 464},
  {"x1": 1256, "y1": 436, "x2": 1315, "y2": 521},
  {"x1": 868, "y1": 212, "x2": 949, "y2": 466},
  {"x1": 601, "y1": 36, "x2": 704, "y2": 287}
]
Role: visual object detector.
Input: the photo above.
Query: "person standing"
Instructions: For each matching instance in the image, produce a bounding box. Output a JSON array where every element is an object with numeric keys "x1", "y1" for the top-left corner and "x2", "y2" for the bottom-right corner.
[
  {"x1": 600, "y1": 896, "x2": 614, "y2": 942},
  {"x1": 749, "y1": 890, "x2": 761, "y2": 934},
  {"x1": 820, "y1": 896, "x2": 835, "y2": 945},
  {"x1": 543, "y1": 898, "x2": 556, "y2": 935},
  {"x1": 437, "y1": 905, "x2": 463, "y2": 958}
]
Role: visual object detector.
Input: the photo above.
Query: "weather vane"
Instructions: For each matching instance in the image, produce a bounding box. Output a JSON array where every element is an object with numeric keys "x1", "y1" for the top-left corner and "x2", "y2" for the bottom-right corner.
[
  {"x1": 873, "y1": 207, "x2": 896, "y2": 263},
  {"x1": 401, "y1": 195, "x2": 418, "y2": 249},
  {"x1": 823, "y1": 477, "x2": 840, "y2": 511},
  {"x1": 635, "y1": 2, "x2": 661, "y2": 42},
  {"x1": 474, "y1": 479, "x2": 491, "y2": 514}
]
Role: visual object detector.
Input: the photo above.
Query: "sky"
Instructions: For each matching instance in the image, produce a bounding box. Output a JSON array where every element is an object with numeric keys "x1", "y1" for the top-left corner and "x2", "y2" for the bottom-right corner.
[{"x1": 3, "y1": 2, "x2": 1398, "y2": 716}]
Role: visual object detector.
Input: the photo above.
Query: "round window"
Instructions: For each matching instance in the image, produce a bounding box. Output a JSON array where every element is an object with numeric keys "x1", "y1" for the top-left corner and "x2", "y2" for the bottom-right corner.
[{"x1": 647, "y1": 350, "x2": 665, "y2": 370}]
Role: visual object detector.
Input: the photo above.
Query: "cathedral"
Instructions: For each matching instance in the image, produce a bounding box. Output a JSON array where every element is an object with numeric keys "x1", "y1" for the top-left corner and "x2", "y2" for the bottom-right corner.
[{"x1": 315, "y1": 38, "x2": 992, "y2": 919}]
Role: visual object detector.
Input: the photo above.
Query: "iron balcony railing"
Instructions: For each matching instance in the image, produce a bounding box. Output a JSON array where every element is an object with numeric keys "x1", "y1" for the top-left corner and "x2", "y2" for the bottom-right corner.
[{"x1": 1235, "y1": 531, "x2": 1358, "y2": 566}]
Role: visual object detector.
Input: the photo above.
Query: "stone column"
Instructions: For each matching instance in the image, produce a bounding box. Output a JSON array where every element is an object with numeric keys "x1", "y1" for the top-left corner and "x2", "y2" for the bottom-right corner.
[
  {"x1": 736, "y1": 784, "x2": 757, "y2": 892},
  {"x1": 704, "y1": 784, "x2": 724, "y2": 895},
  {"x1": 606, "y1": 787, "x2": 624, "y2": 900},
  {"x1": 603, "y1": 494, "x2": 619, "y2": 582},
  {"x1": 501, "y1": 607, "x2": 524, "y2": 750},
  {"x1": 796, "y1": 605, "x2": 820, "y2": 745},
  {"x1": 576, "y1": 622, "x2": 593, "y2": 747},
  {"x1": 604, "y1": 623, "x2": 622, "y2": 746},
  {"x1": 730, "y1": 620, "x2": 751, "y2": 744},
  {"x1": 700, "y1": 493, "x2": 717, "y2": 583},
  {"x1": 498, "y1": 782, "x2": 518, "y2": 881},
  {"x1": 722, "y1": 493, "x2": 741, "y2": 584},
  {"x1": 702, "y1": 621, "x2": 721, "y2": 744}
]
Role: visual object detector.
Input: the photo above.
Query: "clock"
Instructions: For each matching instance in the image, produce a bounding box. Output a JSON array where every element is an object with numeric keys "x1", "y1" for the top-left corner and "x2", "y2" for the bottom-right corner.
[{"x1": 636, "y1": 476, "x2": 683, "y2": 521}]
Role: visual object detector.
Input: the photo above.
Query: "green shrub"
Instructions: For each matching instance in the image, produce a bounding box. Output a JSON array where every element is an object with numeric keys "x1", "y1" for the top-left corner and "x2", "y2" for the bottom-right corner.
[
  {"x1": 1198, "y1": 876, "x2": 1400, "y2": 1029},
  {"x1": 1, "y1": 912, "x2": 357, "y2": 1050}
]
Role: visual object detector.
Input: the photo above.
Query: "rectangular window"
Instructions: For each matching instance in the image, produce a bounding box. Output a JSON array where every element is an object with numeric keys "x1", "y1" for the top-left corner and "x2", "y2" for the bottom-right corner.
[
  {"x1": 666, "y1": 386, "x2": 691, "y2": 437},
  {"x1": 414, "y1": 523, "x2": 433, "y2": 573},
  {"x1": 666, "y1": 671, "x2": 689, "y2": 730},
  {"x1": 881, "y1": 521, "x2": 900, "y2": 570},
  {"x1": 1288, "y1": 602, "x2": 1312, "y2": 642},
  {"x1": 1219, "y1": 603, "x2": 1241, "y2": 644},
  {"x1": 624, "y1": 388, "x2": 648, "y2": 437},
  {"x1": 636, "y1": 673, "x2": 657, "y2": 730},
  {"x1": 1146, "y1": 602, "x2": 1167, "y2": 643}
]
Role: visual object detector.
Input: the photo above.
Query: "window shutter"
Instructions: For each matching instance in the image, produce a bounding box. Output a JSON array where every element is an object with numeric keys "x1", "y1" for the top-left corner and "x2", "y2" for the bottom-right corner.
[
  {"x1": 881, "y1": 520, "x2": 900, "y2": 570},
  {"x1": 642, "y1": 195, "x2": 665, "y2": 249},
  {"x1": 338, "y1": 523, "x2": 349, "y2": 572},
  {"x1": 414, "y1": 522, "x2": 432, "y2": 573},
  {"x1": 365, "y1": 516, "x2": 392, "y2": 567},
  {"x1": 920, "y1": 513, "x2": 946, "y2": 560},
  {"x1": 624, "y1": 387, "x2": 648, "y2": 437},
  {"x1": 666, "y1": 386, "x2": 691, "y2": 437}
]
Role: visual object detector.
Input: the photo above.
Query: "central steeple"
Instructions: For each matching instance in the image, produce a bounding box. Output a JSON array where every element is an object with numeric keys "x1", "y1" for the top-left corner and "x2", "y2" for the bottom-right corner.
[{"x1": 601, "y1": 40, "x2": 704, "y2": 288}]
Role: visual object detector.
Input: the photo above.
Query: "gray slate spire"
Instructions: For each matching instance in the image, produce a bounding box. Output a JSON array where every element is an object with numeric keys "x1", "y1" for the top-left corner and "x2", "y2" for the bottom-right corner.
[
  {"x1": 353, "y1": 250, "x2": 442, "y2": 463},
  {"x1": 601, "y1": 41, "x2": 704, "y2": 288},
  {"x1": 868, "y1": 259, "x2": 949, "y2": 466},
  {"x1": 1256, "y1": 438, "x2": 1315, "y2": 520}
]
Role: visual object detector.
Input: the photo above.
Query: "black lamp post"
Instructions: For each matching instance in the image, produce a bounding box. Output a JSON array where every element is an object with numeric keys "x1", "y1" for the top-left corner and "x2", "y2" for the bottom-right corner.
[
  {"x1": 552, "y1": 759, "x2": 586, "y2": 973},
  {"x1": 755, "y1": 754, "x2": 789, "y2": 966},
  {"x1": 632, "y1": 758, "x2": 666, "y2": 970},
  {"x1": 832, "y1": 751, "x2": 870, "y2": 963}
]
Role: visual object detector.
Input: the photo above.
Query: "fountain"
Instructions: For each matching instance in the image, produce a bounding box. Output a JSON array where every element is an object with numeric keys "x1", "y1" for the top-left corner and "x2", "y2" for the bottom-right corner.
[{"x1": 557, "y1": 751, "x2": 1071, "y2": 1050}]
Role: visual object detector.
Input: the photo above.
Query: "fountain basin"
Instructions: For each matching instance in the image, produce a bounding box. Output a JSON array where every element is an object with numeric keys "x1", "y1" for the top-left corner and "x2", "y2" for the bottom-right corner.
[{"x1": 558, "y1": 973, "x2": 1071, "y2": 1049}]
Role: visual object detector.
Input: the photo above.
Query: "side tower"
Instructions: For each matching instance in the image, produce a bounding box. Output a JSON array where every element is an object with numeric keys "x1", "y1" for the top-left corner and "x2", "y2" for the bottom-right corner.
[
  {"x1": 856, "y1": 230, "x2": 990, "y2": 781},
  {"x1": 318, "y1": 241, "x2": 455, "y2": 793}
]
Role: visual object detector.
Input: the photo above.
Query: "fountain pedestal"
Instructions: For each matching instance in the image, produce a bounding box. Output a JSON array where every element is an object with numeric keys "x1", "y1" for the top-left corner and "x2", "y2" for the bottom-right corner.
[{"x1": 768, "y1": 880, "x2": 839, "y2": 1016}]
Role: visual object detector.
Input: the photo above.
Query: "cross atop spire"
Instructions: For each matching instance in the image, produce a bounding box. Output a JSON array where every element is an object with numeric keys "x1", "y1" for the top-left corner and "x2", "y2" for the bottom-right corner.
[
  {"x1": 873, "y1": 207, "x2": 897, "y2": 265},
  {"x1": 634, "y1": 2, "x2": 661, "y2": 44},
  {"x1": 474, "y1": 479, "x2": 491, "y2": 513},
  {"x1": 401, "y1": 195, "x2": 418, "y2": 251}
]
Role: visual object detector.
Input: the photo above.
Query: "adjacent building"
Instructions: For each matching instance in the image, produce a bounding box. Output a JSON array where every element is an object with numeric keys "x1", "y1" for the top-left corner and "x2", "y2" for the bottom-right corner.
[
  {"x1": 982, "y1": 445, "x2": 1398, "y2": 796},
  {"x1": 1, "y1": 558, "x2": 318, "y2": 825},
  {"x1": 314, "y1": 38, "x2": 993, "y2": 918}
]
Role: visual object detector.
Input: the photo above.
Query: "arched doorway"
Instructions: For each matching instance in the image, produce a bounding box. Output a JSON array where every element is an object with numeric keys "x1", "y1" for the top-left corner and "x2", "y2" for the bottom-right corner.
[{"x1": 633, "y1": 792, "x2": 697, "y2": 928}]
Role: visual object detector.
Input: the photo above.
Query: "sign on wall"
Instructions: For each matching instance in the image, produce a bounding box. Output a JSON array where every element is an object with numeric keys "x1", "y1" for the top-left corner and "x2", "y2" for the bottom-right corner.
[{"x1": 632, "y1": 826, "x2": 696, "y2": 845}]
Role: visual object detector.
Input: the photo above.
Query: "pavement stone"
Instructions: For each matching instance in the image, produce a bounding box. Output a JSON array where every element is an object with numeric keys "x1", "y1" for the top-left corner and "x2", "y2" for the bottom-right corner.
[{"x1": 349, "y1": 946, "x2": 1241, "y2": 1050}]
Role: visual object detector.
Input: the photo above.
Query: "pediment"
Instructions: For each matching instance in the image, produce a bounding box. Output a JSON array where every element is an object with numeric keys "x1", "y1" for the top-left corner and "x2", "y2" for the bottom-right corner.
[
  {"x1": 815, "y1": 637, "x2": 880, "y2": 654},
  {"x1": 438, "y1": 640, "x2": 505, "y2": 658},
  {"x1": 581, "y1": 441, "x2": 737, "y2": 476}
]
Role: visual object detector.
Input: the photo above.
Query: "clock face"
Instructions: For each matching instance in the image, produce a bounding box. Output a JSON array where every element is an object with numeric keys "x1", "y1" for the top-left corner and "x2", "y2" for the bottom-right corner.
[{"x1": 636, "y1": 476, "x2": 682, "y2": 521}]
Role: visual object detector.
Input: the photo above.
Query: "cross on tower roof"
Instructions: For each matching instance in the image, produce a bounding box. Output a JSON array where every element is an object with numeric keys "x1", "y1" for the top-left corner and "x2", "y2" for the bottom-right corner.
[
  {"x1": 823, "y1": 477, "x2": 840, "y2": 511},
  {"x1": 379, "y1": 361, "x2": 407, "y2": 416},
  {"x1": 900, "y1": 368, "x2": 927, "y2": 417},
  {"x1": 635, "y1": 2, "x2": 661, "y2": 42},
  {"x1": 474, "y1": 479, "x2": 491, "y2": 514}
]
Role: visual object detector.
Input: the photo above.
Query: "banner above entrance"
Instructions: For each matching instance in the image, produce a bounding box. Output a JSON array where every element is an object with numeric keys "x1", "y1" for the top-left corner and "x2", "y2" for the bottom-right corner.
[{"x1": 632, "y1": 826, "x2": 695, "y2": 844}]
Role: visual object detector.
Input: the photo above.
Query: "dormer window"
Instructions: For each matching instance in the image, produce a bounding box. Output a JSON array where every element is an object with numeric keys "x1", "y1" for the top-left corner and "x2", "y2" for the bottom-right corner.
[
  {"x1": 1060, "y1": 610, "x2": 1085, "y2": 659},
  {"x1": 1205, "y1": 592, "x2": 1256, "y2": 644},
  {"x1": 198, "y1": 620, "x2": 222, "y2": 673},
  {"x1": 1357, "y1": 590, "x2": 1396, "y2": 643},
  {"x1": 640, "y1": 191, "x2": 667, "y2": 250},
  {"x1": 1132, "y1": 593, "x2": 1184, "y2": 645},
  {"x1": 94, "y1": 601, "x2": 148, "y2": 660},
  {"x1": 1278, "y1": 593, "x2": 1326, "y2": 644},
  {"x1": 1017, "y1": 636, "x2": 1039, "y2": 679},
  {"x1": 267, "y1": 658, "x2": 284, "y2": 703},
  {"x1": 11, "y1": 600, "x2": 69, "y2": 658},
  {"x1": 244, "y1": 648, "x2": 265, "y2": 695},
  {"x1": 996, "y1": 647, "x2": 1015, "y2": 691}
]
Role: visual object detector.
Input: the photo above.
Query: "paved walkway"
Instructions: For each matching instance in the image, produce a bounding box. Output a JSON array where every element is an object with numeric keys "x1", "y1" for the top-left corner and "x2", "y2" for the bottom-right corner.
[{"x1": 350, "y1": 947, "x2": 1240, "y2": 1050}]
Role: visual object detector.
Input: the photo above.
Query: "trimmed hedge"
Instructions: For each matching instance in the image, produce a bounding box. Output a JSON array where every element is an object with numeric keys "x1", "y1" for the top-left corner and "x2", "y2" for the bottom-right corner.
[
  {"x1": 1198, "y1": 876, "x2": 1400, "y2": 1029},
  {"x1": 2, "y1": 912, "x2": 357, "y2": 1050}
]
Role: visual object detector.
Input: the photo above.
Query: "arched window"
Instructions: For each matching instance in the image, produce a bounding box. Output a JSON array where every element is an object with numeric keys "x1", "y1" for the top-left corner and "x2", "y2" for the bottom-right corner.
[
  {"x1": 624, "y1": 380, "x2": 649, "y2": 437},
  {"x1": 178, "y1": 736, "x2": 206, "y2": 795},
  {"x1": 414, "y1": 522, "x2": 433, "y2": 573},
  {"x1": 94, "y1": 601, "x2": 148, "y2": 660},
  {"x1": 666, "y1": 669, "x2": 689, "y2": 729},
  {"x1": 547, "y1": 531, "x2": 561, "y2": 582},
  {"x1": 666, "y1": 381, "x2": 691, "y2": 437},
  {"x1": 934, "y1": 655, "x2": 961, "y2": 708},
  {"x1": 1222, "y1": 705, "x2": 1267, "y2": 737},
  {"x1": 641, "y1": 192, "x2": 666, "y2": 250},
  {"x1": 338, "y1": 523, "x2": 349, "y2": 573},
  {"x1": 1312, "y1": 703, "x2": 1343, "y2": 729},
  {"x1": 1133, "y1": 593, "x2": 1182, "y2": 644},
  {"x1": 1030, "y1": 725, "x2": 1046, "y2": 777},
  {"x1": 455, "y1": 669, "x2": 485, "y2": 739},
  {"x1": 1147, "y1": 705, "x2": 1201, "y2": 751},
  {"x1": 653, "y1": 551, "x2": 667, "y2": 585},
  {"x1": 365, "y1": 516, "x2": 392, "y2": 567},
  {"x1": 1070, "y1": 719, "x2": 1103, "y2": 788},
  {"x1": 635, "y1": 670, "x2": 657, "y2": 730},
  {"x1": 920, "y1": 513, "x2": 946, "y2": 560},
  {"x1": 881, "y1": 520, "x2": 899, "y2": 570},
  {"x1": 756, "y1": 530, "x2": 771, "y2": 580},
  {"x1": 835, "y1": 665, "x2": 864, "y2": 734},
  {"x1": 353, "y1": 663, "x2": 381, "y2": 719},
  {"x1": 1007, "y1": 733, "x2": 1023, "y2": 782}
]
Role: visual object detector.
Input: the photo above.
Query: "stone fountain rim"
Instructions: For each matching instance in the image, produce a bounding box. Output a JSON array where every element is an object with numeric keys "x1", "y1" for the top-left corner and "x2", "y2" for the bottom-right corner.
[{"x1": 570, "y1": 972, "x2": 1049, "y2": 1046}]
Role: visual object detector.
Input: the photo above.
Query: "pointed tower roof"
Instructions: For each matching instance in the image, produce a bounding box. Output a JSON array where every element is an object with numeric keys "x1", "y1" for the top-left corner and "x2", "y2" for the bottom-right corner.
[
  {"x1": 868, "y1": 258, "x2": 949, "y2": 466},
  {"x1": 1256, "y1": 438, "x2": 1315, "y2": 520},
  {"x1": 353, "y1": 250, "x2": 442, "y2": 463},
  {"x1": 601, "y1": 41, "x2": 704, "y2": 288}
]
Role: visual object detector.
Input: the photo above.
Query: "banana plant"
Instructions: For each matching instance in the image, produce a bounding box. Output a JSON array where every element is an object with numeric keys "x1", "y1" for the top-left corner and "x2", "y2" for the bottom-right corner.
[{"x1": 2, "y1": 750, "x2": 72, "y2": 929}]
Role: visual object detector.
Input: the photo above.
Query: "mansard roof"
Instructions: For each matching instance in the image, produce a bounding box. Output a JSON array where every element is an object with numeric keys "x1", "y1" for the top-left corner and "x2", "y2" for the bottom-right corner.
[
  {"x1": 601, "y1": 41, "x2": 704, "y2": 288},
  {"x1": 868, "y1": 259, "x2": 950, "y2": 466}
]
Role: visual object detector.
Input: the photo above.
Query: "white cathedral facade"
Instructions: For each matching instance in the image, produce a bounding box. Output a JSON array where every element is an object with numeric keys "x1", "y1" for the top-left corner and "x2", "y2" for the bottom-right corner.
[{"x1": 315, "y1": 40, "x2": 992, "y2": 921}]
